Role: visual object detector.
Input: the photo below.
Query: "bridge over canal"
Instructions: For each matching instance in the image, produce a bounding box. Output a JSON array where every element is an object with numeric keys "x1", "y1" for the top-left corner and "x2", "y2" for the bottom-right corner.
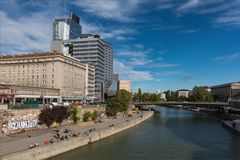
[{"x1": 134, "y1": 101, "x2": 229, "y2": 113}]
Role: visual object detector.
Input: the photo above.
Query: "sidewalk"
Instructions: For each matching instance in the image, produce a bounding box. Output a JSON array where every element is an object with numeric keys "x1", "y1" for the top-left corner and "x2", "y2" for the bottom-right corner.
[{"x1": 0, "y1": 111, "x2": 150, "y2": 157}]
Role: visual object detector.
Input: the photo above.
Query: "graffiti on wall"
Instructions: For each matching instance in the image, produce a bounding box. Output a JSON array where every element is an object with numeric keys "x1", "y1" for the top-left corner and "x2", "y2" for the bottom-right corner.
[
  {"x1": 8, "y1": 119, "x2": 38, "y2": 130},
  {"x1": 7, "y1": 114, "x2": 38, "y2": 131}
]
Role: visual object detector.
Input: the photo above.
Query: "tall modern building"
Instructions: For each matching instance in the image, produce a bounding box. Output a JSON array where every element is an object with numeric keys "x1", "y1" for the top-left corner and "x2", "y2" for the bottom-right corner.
[
  {"x1": 51, "y1": 13, "x2": 113, "y2": 100},
  {"x1": 51, "y1": 34, "x2": 113, "y2": 100},
  {"x1": 85, "y1": 64, "x2": 95, "y2": 99},
  {"x1": 52, "y1": 12, "x2": 82, "y2": 40},
  {"x1": 102, "y1": 40, "x2": 113, "y2": 92}
]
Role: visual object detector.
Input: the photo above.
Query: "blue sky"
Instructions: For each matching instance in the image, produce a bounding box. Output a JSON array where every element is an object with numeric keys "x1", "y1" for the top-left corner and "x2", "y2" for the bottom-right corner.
[{"x1": 0, "y1": 0, "x2": 240, "y2": 92}]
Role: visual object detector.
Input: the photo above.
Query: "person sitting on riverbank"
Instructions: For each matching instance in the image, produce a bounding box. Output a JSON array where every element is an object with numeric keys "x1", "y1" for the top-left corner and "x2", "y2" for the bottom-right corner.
[
  {"x1": 53, "y1": 134, "x2": 60, "y2": 139},
  {"x1": 73, "y1": 132, "x2": 79, "y2": 137},
  {"x1": 60, "y1": 136, "x2": 64, "y2": 140},
  {"x1": 65, "y1": 135, "x2": 68, "y2": 140},
  {"x1": 128, "y1": 114, "x2": 133, "y2": 117},
  {"x1": 44, "y1": 139, "x2": 49, "y2": 144},
  {"x1": 49, "y1": 139, "x2": 54, "y2": 144},
  {"x1": 109, "y1": 124, "x2": 114, "y2": 127},
  {"x1": 64, "y1": 128, "x2": 70, "y2": 133}
]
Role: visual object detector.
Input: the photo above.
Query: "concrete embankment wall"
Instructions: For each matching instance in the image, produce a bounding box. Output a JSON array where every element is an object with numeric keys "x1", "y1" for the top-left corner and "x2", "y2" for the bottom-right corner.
[{"x1": 1, "y1": 111, "x2": 153, "y2": 160}]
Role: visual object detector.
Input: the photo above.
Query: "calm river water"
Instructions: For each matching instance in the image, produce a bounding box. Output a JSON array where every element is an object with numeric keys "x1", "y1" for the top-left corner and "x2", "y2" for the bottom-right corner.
[{"x1": 51, "y1": 106, "x2": 240, "y2": 160}]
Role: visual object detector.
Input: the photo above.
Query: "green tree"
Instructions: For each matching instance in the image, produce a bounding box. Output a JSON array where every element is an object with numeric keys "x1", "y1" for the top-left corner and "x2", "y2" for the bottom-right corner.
[
  {"x1": 132, "y1": 92, "x2": 138, "y2": 102},
  {"x1": 83, "y1": 111, "x2": 92, "y2": 122},
  {"x1": 119, "y1": 89, "x2": 131, "y2": 102},
  {"x1": 167, "y1": 92, "x2": 181, "y2": 102},
  {"x1": 38, "y1": 108, "x2": 55, "y2": 128},
  {"x1": 137, "y1": 88, "x2": 142, "y2": 102},
  {"x1": 106, "y1": 89, "x2": 131, "y2": 116},
  {"x1": 91, "y1": 110, "x2": 99, "y2": 121},
  {"x1": 71, "y1": 106, "x2": 80, "y2": 124},
  {"x1": 38, "y1": 106, "x2": 70, "y2": 127},
  {"x1": 189, "y1": 87, "x2": 213, "y2": 102},
  {"x1": 52, "y1": 106, "x2": 70, "y2": 126}
]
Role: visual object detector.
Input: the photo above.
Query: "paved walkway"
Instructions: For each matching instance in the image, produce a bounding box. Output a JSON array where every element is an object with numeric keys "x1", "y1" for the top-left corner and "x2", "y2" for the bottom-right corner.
[{"x1": 0, "y1": 111, "x2": 148, "y2": 157}]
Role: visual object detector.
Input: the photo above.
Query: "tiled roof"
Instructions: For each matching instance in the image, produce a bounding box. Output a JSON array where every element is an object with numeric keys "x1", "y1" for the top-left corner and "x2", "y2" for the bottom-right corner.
[{"x1": 0, "y1": 50, "x2": 61, "y2": 59}]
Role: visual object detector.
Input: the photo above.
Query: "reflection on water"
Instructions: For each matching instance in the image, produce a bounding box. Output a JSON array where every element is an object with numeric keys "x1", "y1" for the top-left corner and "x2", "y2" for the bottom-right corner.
[{"x1": 51, "y1": 106, "x2": 240, "y2": 160}]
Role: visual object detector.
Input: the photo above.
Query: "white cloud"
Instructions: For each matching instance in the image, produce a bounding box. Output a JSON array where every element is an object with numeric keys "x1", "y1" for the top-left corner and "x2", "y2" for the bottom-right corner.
[
  {"x1": 213, "y1": 6, "x2": 240, "y2": 27},
  {"x1": 158, "y1": 3, "x2": 174, "y2": 10},
  {"x1": 81, "y1": 20, "x2": 135, "y2": 39},
  {"x1": 116, "y1": 47, "x2": 153, "y2": 66},
  {"x1": 135, "y1": 44, "x2": 144, "y2": 49},
  {"x1": 129, "y1": 57, "x2": 153, "y2": 65},
  {"x1": 116, "y1": 46, "x2": 177, "y2": 67},
  {"x1": 177, "y1": 0, "x2": 199, "y2": 12},
  {"x1": 0, "y1": 10, "x2": 62, "y2": 54},
  {"x1": 71, "y1": 0, "x2": 144, "y2": 22},
  {"x1": 116, "y1": 50, "x2": 146, "y2": 58},
  {"x1": 160, "y1": 70, "x2": 187, "y2": 76},
  {"x1": 0, "y1": 0, "x2": 67, "y2": 54},
  {"x1": 176, "y1": 0, "x2": 240, "y2": 27},
  {"x1": 144, "y1": 63, "x2": 179, "y2": 68},
  {"x1": 0, "y1": 0, "x2": 136, "y2": 54},
  {"x1": 214, "y1": 53, "x2": 240, "y2": 62},
  {"x1": 114, "y1": 59, "x2": 154, "y2": 81},
  {"x1": 155, "y1": 79, "x2": 167, "y2": 82},
  {"x1": 180, "y1": 29, "x2": 199, "y2": 33},
  {"x1": 214, "y1": 16, "x2": 240, "y2": 26}
]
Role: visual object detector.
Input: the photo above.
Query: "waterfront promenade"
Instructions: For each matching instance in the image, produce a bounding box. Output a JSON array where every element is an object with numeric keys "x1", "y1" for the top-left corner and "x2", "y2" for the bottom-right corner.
[{"x1": 0, "y1": 111, "x2": 153, "y2": 160}]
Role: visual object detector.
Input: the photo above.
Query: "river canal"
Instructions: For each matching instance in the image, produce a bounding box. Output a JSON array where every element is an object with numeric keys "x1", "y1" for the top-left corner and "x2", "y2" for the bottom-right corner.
[{"x1": 51, "y1": 106, "x2": 240, "y2": 160}]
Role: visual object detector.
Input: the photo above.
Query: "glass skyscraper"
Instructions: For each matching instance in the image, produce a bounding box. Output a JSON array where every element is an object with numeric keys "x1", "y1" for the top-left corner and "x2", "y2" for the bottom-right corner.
[{"x1": 52, "y1": 13, "x2": 82, "y2": 40}]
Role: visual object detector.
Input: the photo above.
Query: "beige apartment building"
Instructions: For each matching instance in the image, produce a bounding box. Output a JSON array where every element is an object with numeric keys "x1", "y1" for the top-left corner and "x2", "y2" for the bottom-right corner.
[
  {"x1": 118, "y1": 80, "x2": 131, "y2": 93},
  {"x1": 0, "y1": 51, "x2": 87, "y2": 104},
  {"x1": 211, "y1": 82, "x2": 240, "y2": 102}
]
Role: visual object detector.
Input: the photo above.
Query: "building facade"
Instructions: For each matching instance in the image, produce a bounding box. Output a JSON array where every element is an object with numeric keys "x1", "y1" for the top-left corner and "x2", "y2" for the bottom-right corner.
[
  {"x1": 52, "y1": 12, "x2": 82, "y2": 41},
  {"x1": 102, "y1": 40, "x2": 113, "y2": 92},
  {"x1": 0, "y1": 84, "x2": 60, "y2": 104},
  {"x1": 51, "y1": 34, "x2": 113, "y2": 100},
  {"x1": 211, "y1": 82, "x2": 240, "y2": 102},
  {"x1": 118, "y1": 80, "x2": 131, "y2": 93},
  {"x1": 0, "y1": 51, "x2": 86, "y2": 102},
  {"x1": 85, "y1": 64, "x2": 95, "y2": 99},
  {"x1": 176, "y1": 89, "x2": 190, "y2": 98}
]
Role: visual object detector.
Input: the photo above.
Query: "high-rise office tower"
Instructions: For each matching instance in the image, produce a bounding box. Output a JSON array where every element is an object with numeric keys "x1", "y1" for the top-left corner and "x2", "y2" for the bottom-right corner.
[
  {"x1": 103, "y1": 40, "x2": 113, "y2": 93},
  {"x1": 52, "y1": 34, "x2": 113, "y2": 100},
  {"x1": 52, "y1": 12, "x2": 82, "y2": 41},
  {"x1": 51, "y1": 13, "x2": 113, "y2": 100}
]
